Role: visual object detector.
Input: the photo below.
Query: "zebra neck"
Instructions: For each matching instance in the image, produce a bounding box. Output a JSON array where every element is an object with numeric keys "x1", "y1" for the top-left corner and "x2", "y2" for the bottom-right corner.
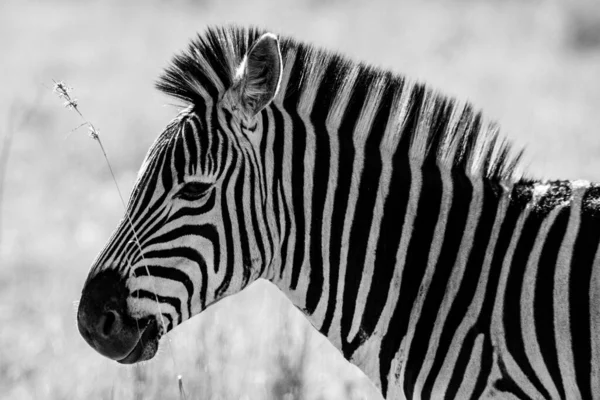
[{"x1": 265, "y1": 144, "x2": 506, "y2": 349}]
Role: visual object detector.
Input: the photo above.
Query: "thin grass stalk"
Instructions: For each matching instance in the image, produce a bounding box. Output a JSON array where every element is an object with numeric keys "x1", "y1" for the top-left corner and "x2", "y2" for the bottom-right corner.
[
  {"x1": 52, "y1": 80, "x2": 186, "y2": 394},
  {"x1": 178, "y1": 375, "x2": 187, "y2": 400}
]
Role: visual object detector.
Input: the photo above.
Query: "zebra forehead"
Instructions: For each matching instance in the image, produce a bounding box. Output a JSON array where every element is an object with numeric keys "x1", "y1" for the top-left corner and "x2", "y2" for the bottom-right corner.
[{"x1": 156, "y1": 25, "x2": 524, "y2": 182}]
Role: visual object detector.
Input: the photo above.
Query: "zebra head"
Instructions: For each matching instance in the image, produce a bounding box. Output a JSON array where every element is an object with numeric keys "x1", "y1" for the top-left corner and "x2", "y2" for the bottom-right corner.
[{"x1": 77, "y1": 31, "x2": 283, "y2": 363}]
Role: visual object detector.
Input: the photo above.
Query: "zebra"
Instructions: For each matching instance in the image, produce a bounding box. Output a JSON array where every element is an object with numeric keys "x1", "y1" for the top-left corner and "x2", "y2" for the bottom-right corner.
[{"x1": 76, "y1": 26, "x2": 600, "y2": 399}]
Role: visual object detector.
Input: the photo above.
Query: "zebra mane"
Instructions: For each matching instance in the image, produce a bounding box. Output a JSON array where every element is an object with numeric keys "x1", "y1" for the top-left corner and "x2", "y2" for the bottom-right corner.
[{"x1": 157, "y1": 25, "x2": 524, "y2": 182}]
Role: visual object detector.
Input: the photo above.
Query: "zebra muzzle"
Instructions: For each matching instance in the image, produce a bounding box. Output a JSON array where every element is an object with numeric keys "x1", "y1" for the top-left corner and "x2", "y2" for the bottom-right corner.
[{"x1": 77, "y1": 269, "x2": 161, "y2": 363}]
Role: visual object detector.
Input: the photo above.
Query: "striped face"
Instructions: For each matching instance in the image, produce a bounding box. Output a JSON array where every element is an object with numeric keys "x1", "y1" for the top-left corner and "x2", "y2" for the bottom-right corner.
[{"x1": 77, "y1": 33, "x2": 283, "y2": 363}]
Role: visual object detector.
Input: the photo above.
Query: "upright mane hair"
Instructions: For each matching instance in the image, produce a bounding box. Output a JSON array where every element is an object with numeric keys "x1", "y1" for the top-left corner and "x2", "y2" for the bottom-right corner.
[{"x1": 157, "y1": 25, "x2": 524, "y2": 182}]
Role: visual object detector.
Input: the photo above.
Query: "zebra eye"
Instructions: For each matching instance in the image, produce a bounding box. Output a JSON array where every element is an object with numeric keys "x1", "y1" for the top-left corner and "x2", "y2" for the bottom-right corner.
[{"x1": 176, "y1": 182, "x2": 212, "y2": 201}]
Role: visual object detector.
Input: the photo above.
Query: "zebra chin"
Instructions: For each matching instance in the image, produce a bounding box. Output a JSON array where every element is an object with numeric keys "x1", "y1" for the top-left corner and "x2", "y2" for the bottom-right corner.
[{"x1": 114, "y1": 318, "x2": 162, "y2": 364}]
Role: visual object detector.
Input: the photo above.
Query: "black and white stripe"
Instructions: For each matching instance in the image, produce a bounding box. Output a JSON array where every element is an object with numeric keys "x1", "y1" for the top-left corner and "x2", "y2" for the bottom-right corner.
[{"x1": 82, "y1": 26, "x2": 600, "y2": 399}]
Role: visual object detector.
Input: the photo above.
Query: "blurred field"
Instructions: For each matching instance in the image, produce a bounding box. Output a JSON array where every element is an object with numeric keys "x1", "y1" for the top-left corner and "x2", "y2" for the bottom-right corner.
[{"x1": 1, "y1": 0, "x2": 599, "y2": 399}]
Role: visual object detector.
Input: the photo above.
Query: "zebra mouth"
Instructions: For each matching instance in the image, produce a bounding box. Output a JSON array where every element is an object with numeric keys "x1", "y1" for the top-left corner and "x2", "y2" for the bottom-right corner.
[{"x1": 117, "y1": 318, "x2": 162, "y2": 364}]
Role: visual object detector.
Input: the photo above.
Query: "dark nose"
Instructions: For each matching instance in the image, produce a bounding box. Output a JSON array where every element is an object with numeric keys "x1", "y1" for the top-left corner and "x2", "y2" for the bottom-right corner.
[
  {"x1": 77, "y1": 270, "x2": 140, "y2": 361},
  {"x1": 96, "y1": 309, "x2": 122, "y2": 338}
]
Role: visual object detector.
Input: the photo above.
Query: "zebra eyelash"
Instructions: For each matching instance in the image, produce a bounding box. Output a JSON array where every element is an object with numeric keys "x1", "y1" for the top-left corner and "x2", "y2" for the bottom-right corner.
[{"x1": 174, "y1": 181, "x2": 213, "y2": 201}]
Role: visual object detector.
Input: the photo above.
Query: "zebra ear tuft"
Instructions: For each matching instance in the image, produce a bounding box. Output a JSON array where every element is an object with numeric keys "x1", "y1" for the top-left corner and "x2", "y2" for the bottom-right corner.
[{"x1": 233, "y1": 33, "x2": 282, "y2": 117}]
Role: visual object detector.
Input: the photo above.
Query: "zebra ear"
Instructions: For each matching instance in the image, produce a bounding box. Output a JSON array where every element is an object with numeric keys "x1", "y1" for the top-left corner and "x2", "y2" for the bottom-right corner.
[{"x1": 233, "y1": 33, "x2": 282, "y2": 117}]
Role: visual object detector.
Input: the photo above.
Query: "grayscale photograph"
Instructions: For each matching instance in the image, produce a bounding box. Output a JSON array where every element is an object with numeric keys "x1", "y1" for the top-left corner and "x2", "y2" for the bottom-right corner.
[{"x1": 1, "y1": 0, "x2": 600, "y2": 399}]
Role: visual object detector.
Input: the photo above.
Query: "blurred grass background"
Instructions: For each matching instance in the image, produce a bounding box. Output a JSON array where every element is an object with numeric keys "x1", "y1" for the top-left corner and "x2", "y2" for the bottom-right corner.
[{"x1": 1, "y1": 0, "x2": 599, "y2": 399}]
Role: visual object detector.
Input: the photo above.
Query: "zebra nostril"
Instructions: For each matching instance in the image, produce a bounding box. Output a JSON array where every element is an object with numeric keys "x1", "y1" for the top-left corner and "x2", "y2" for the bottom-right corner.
[{"x1": 99, "y1": 309, "x2": 122, "y2": 338}]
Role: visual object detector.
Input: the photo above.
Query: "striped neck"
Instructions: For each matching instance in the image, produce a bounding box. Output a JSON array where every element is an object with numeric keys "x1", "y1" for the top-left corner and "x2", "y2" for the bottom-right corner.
[{"x1": 253, "y1": 39, "x2": 520, "y2": 362}]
